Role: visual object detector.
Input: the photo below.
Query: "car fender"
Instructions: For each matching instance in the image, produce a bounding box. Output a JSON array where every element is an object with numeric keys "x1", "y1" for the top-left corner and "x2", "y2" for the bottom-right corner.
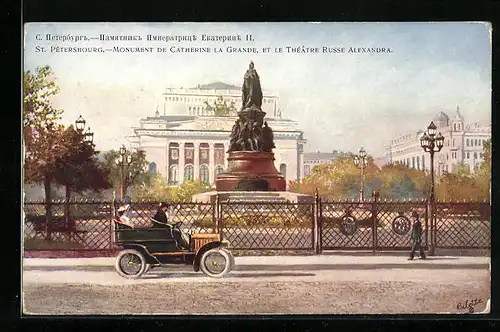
[
  {"x1": 192, "y1": 241, "x2": 224, "y2": 272},
  {"x1": 122, "y1": 243, "x2": 161, "y2": 265}
]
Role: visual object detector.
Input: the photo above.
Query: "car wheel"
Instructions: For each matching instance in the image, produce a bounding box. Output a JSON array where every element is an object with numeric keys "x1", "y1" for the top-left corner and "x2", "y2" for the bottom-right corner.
[
  {"x1": 221, "y1": 248, "x2": 235, "y2": 271},
  {"x1": 200, "y1": 248, "x2": 231, "y2": 278},
  {"x1": 115, "y1": 249, "x2": 147, "y2": 279}
]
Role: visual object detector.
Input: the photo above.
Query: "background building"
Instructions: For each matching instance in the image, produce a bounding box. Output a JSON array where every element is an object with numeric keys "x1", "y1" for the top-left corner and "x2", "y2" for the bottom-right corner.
[
  {"x1": 162, "y1": 82, "x2": 282, "y2": 118},
  {"x1": 386, "y1": 107, "x2": 491, "y2": 174},
  {"x1": 128, "y1": 82, "x2": 306, "y2": 187},
  {"x1": 303, "y1": 150, "x2": 347, "y2": 177}
]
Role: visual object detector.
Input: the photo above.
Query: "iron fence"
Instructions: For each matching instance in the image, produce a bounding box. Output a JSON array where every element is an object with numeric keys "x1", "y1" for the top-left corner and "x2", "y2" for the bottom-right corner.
[
  {"x1": 22, "y1": 198, "x2": 490, "y2": 254},
  {"x1": 435, "y1": 202, "x2": 490, "y2": 249}
]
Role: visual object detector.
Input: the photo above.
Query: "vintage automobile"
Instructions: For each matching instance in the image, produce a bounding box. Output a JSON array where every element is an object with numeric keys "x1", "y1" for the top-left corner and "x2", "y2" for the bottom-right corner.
[{"x1": 113, "y1": 205, "x2": 235, "y2": 279}]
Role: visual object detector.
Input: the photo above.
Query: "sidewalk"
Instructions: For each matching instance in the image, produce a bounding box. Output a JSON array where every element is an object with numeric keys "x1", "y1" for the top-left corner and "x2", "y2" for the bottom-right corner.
[{"x1": 23, "y1": 254, "x2": 490, "y2": 268}]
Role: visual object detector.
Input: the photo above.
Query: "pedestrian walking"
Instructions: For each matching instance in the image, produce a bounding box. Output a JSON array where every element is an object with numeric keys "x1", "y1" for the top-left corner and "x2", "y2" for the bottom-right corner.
[{"x1": 408, "y1": 211, "x2": 426, "y2": 260}]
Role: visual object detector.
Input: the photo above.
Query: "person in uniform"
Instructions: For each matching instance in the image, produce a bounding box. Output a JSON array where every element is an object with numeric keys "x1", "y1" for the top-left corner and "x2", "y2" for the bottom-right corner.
[{"x1": 408, "y1": 211, "x2": 426, "y2": 260}]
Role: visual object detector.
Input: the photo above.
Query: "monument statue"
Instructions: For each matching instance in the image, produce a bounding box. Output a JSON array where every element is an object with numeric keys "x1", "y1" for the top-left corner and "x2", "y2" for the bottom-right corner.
[
  {"x1": 215, "y1": 62, "x2": 285, "y2": 192},
  {"x1": 242, "y1": 61, "x2": 263, "y2": 110},
  {"x1": 225, "y1": 61, "x2": 275, "y2": 153}
]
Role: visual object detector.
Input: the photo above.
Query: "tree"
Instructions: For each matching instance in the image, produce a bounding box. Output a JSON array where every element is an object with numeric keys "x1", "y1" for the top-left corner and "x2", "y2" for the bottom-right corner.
[
  {"x1": 23, "y1": 65, "x2": 63, "y2": 129},
  {"x1": 101, "y1": 149, "x2": 150, "y2": 199},
  {"x1": 131, "y1": 173, "x2": 171, "y2": 202},
  {"x1": 23, "y1": 65, "x2": 72, "y2": 238},
  {"x1": 289, "y1": 155, "x2": 380, "y2": 200},
  {"x1": 53, "y1": 126, "x2": 111, "y2": 225},
  {"x1": 170, "y1": 180, "x2": 211, "y2": 202},
  {"x1": 203, "y1": 96, "x2": 237, "y2": 116},
  {"x1": 377, "y1": 164, "x2": 429, "y2": 200}
]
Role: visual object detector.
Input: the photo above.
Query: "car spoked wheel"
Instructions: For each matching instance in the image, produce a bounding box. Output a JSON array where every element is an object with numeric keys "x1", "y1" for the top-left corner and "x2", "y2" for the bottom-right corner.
[
  {"x1": 200, "y1": 248, "x2": 231, "y2": 278},
  {"x1": 115, "y1": 249, "x2": 147, "y2": 279}
]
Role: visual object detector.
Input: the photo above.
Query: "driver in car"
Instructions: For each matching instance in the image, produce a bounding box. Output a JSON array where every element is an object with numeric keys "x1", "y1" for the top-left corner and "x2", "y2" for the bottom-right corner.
[
  {"x1": 152, "y1": 202, "x2": 169, "y2": 227},
  {"x1": 151, "y1": 203, "x2": 190, "y2": 250}
]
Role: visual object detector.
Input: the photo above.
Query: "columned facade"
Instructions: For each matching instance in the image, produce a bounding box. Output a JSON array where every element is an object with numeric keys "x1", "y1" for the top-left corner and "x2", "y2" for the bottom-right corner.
[{"x1": 128, "y1": 82, "x2": 306, "y2": 187}]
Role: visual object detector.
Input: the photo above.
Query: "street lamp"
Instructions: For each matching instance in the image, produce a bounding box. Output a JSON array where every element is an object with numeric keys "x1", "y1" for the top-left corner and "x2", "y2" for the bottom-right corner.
[
  {"x1": 420, "y1": 121, "x2": 444, "y2": 256},
  {"x1": 354, "y1": 147, "x2": 368, "y2": 201},
  {"x1": 83, "y1": 126, "x2": 94, "y2": 145},
  {"x1": 75, "y1": 115, "x2": 86, "y2": 132},
  {"x1": 116, "y1": 145, "x2": 135, "y2": 200}
]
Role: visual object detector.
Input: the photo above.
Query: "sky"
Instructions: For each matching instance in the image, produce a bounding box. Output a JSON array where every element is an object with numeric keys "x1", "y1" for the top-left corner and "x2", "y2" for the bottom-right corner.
[{"x1": 23, "y1": 22, "x2": 492, "y2": 157}]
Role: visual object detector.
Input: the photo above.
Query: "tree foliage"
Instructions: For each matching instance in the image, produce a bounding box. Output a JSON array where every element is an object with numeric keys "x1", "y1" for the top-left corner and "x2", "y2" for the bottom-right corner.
[
  {"x1": 23, "y1": 65, "x2": 63, "y2": 129},
  {"x1": 289, "y1": 155, "x2": 381, "y2": 200},
  {"x1": 131, "y1": 173, "x2": 171, "y2": 202},
  {"x1": 100, "y1": 149, "x2": 151, "y2": 195},
  {"x1": 170, "y1": 180, "x2": 212, "y2": 202},
  {"x1": 291, "y1": 149, "x2": 490, "y2": 202},
  {"x1": 131, "y1": 177, "x2": 211, "y2": 202},
  {"x1": 53, "y1": 126, "x2": 111, "y2": 197}
]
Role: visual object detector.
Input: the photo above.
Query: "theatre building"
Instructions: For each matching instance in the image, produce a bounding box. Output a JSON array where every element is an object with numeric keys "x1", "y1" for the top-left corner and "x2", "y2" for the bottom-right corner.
[{"x1": 127, "y1": 82, "x2": 307, "y2": 187}]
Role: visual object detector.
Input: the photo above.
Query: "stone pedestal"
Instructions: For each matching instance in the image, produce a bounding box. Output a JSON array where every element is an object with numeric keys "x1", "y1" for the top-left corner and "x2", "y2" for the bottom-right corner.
[{"x1": 215, "y1": 151, "x2": 286, "y2": 191}]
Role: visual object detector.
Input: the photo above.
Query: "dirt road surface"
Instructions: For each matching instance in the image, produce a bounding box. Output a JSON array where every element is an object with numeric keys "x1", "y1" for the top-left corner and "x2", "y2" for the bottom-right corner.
[{"x1": 22, "y1": 255, "x2": 490, "y2": 315}]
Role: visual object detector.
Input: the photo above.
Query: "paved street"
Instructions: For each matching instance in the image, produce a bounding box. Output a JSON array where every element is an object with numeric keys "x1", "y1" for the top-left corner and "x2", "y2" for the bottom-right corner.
[{"x1": 22, "y1": 255, "x2": 490, "y2": 315}]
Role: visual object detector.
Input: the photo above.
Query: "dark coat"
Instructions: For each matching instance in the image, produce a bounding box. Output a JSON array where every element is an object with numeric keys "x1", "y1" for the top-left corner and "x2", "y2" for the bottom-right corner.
[
  {"x1": 152, "y1": 209, "x2": 168, "y2": 224},
  {"x1": 411, "y1": 219, "x2": 423, "y2": 241}
]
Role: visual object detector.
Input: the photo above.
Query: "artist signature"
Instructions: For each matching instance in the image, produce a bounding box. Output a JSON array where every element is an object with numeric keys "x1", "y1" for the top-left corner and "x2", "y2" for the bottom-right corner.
[{"x1": 456, "y1": 298, "x2": 483, "y2": 313}]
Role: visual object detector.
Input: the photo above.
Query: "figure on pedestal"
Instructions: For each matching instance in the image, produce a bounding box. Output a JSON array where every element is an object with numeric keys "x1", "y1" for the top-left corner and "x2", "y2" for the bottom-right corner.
[
  {"x1": 227, "y1": 119, "x2": 241, "y2": 153},
  {"x1": 242, "y1": 61, "x2": 263, "y2": 110},
  {"x1": 261, "y1": 121, "x2": 275, "y2": 152}
]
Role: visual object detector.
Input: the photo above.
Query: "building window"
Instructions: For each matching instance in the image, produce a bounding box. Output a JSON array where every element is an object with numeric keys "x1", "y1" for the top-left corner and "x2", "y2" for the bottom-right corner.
[
  {"x1": 279, "y1": 163, "x2": 287, "y2": 180},
  {"x1": 304, "y1": 165, "x2": 311, "y2": 177},
  {"x1": 184, "y1": 165, "x2": 194, "y2": 181},
  {"x1": 474, "y1": 152, "x2": 478, "y2": 159},
  {"x1": 199, "y1": 164, "x2": 209, "y2": 184},
  {"x1": 467, "y1": 152, "x2": 470, "y2": 159},
  {"x1": 148, "y1": 162, "x2": 157, "y2": 173},
  {"x1": 169, "y1": 165, "x2": 178, "y2": 184}
]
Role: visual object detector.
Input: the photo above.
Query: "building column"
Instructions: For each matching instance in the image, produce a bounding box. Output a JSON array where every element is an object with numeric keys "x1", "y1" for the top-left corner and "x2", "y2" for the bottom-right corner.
[
  {"x1": 179, "y1": 142, "x2": 185, "y2": 183},
  {"x1": 165, "y1": 140, "x2": 169, "y2": 181},
  {"x1": 194, "y1": 142, "x2": 200, "y2": 180},
  {"x1": 209, "y1": 143, "x2": 215, "y2": 185}
]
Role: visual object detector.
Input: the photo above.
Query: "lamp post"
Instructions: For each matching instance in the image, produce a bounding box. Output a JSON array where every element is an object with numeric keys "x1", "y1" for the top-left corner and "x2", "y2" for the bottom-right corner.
[
  {"x1": 75, "y1": 115, "x2": 86, "y2": 132},
  {"x1": 116, "y1": 145, "x2": 134, "y2": 200},
  {"x1": 420, "y1": 121, "x2": 444, "y2": 256},
  {"x1": 354, "y1": 147, "x2": 368, "y2": 201}
]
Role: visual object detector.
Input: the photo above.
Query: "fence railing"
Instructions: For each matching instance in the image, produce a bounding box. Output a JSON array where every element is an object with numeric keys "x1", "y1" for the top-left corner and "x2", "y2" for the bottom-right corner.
[{"x1": 22, "y1": 197, "x2": 490, "y2": 254}]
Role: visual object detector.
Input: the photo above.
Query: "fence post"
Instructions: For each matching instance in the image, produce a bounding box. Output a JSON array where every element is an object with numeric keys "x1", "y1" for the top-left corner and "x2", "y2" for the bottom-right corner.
[
  {"x1": 214, "y1": 194, "x2": 220, "y2": 233},
  {"x1": 112, "y1": 191, "x2": 117, "y2": 218},
  {"x1": 313, "y1": 191, "x2": 319, "y2": 254},
  {"x1": 428, "y1": 199, "x2": 436, "y2": 256},
  {"x1": 371, "y1": 191, "x2": 379, "y2": 254}
]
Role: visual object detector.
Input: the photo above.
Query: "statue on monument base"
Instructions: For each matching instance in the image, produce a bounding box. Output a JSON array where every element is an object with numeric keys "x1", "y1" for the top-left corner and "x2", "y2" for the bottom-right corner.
[{"x1": 227, "y1": 61, "x2": 275, "y2": 153}]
